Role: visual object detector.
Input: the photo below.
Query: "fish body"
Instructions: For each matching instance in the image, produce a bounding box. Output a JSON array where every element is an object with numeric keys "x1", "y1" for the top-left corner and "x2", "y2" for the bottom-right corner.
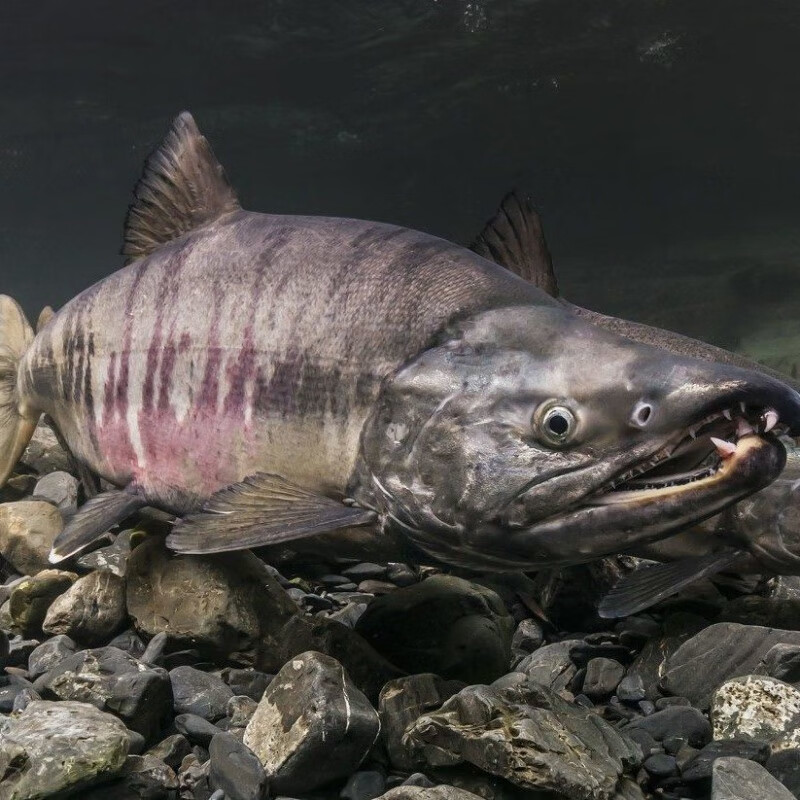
[{"x1": 1, "y1": 114, "x2": 799, "y2": 579}]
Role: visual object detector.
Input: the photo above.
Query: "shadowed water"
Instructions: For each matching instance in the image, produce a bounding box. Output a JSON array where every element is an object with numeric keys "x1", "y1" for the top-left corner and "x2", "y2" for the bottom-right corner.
[{"x1": 2, "y1": 0, "x2": 800, "y2": 372}]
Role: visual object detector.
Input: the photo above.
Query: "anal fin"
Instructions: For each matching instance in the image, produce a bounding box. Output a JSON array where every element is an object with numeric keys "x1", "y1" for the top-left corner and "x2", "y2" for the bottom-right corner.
[
  {"x1": 598, "y1": 548, "x2": 745, "y2": 619},
  {"x1": 166, "y1": 473, "x2": 377, "y2": 555},
  {"x1": 49, "y1": 488, "x2": 146, "y2": 563}
]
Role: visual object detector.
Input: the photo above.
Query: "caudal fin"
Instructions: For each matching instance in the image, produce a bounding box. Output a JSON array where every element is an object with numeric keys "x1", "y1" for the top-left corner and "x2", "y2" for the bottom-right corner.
[{"x1": 0, "y1": 296, "x2": 37, "y2": 486}]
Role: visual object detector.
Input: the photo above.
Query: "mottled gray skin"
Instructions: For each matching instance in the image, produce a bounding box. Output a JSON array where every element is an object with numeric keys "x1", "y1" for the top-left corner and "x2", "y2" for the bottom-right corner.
[{"x1": 14, "y1": 209, "x2": 800, "y2": 571}]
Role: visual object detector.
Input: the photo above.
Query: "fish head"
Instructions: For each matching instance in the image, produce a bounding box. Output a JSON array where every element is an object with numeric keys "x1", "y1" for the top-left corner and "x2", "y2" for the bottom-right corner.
[{"x1": 354, "y1": 305, "x2": 800, "y2": 570}]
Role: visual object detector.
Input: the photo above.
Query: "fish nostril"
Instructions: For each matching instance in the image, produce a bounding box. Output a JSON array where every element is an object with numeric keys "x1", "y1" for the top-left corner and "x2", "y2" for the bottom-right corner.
[{"x1": 631, "y1": 401, "x2": 653, "y2": 428}]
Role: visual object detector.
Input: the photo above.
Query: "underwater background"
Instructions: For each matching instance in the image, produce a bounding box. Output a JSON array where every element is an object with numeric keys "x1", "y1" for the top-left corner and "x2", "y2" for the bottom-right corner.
[{"x1": 2, "y1": 0, "x2": 800, "y2": 374}]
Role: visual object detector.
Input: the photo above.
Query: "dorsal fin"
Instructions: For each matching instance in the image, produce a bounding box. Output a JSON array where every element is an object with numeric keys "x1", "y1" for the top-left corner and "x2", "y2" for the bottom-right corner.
[
  {"x1": 470, "y1": 191, "x2": 559, "y2": 297},
  {"x1": 122, "y1": 111, "x2": 241, "y2": 264}
]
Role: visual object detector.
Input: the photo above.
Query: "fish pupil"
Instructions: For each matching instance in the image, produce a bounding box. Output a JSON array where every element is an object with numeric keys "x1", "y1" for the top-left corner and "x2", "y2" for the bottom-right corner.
[{"x1": 547, "y1": 414, "x2": 569, "y2": 435}]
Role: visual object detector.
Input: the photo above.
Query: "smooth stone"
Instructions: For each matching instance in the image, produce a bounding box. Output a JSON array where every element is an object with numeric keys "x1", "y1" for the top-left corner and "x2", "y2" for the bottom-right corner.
[
  {"x1": 42, "y1": 570, "x2": 127, "y2": 645},
  {"x1": 721, "y1": 595, "x2": 800, "y2": 631},
  {"x1": 20, "y1": 423, "x2": 72, "y2": 475},
  {"x1": 27, "y1": 634, "x2": 78, "y2": 678},
  {"x1": 517, "y1": 640, "x2": 580, "y2": 694},
  {"x1": 711, "y1": 675, "x2": 800, "y2": 750},
  {"x1": 126, "y1": 538, "x2": 297, "y2": 664},
  {"x1": 623, "y1": 707, "x2": 712, "y2": 749},
  {"x1": 219, "y1": 668, "x2": 272, "y2": 702},
  {"x1": 340, "y1": 769, "x2": 386, "y2": 800},
  {"x1": 175, "y1": 713, "x2": 223, "y2": 747},
  {"x1": 9, "y1": 569, "x2": 77, "y2": 635},
  {"x1": 376, "y1": 789, "x2": 482, "y2": 800},
  {"x1": 243, "y1": 651, "x2": 380, "y2": 794},
  {"x1": 226, "y1": 695, "x2": 258, "y2": 727},
  {"x1": 342, "y1": 563, "x2": 387, "y2": 581},
  {"x1": 379, "y1": 673, "x2": 465, "y2": 772},
  {"x1": 32, "y1": 471, "x2": 78, "y2": 515},
  {"x1": 643, "y1": 753, "x2": 678, "y2": 778},
  {"x1": 582, "y1": 657, "x2": 625, "y2": 699},
  {"x1": 140, "y1": 631, "x2": 169, "y2": 665},
  {"x1": 0, "y1": 700, "x2": 129, "y2": 798},
  {"x1": 404, "y1": 682, "x2": 641, "y2": 800},
  {"x1": 617, "y1": 673, "x2": 647, "y2": 703},
  {"x1": 766, "y1": 749, "x2": 800, "y2": 798},
  {"x1": 328, "y1": 601, "x2": 369, "y2": 628},
  {"x1": 712, "y1": 756, "x2": 795, "y2": 799},
  {"x1": 145, "y1": 733, "x2": 193, "y2": 771},
  {"x1": 11, "y1": 687, "x2": 40, "y2": 713},
  {"x1": 33, "y1": 645, "x2": 172, "y2": 740},
  {"x1": 0, "y1": 500, "x2": 63, "y2": 575},
  {"x1": 355, "y1": 575, "x2": 514, "y2": 685},
  {"x1": 357, "y1": 579, "x2": 398, "y2": 595},
  {"x1": 126, "y1": 729, "x2": 147, "y2": 755},
  {"x1": 209, "y1": 731, "x2": 267, "y2": 800},
  {"x1": 108, "y1": 629, "x2": 147, "y2": 659},
  {"x1": 510, "y1": 618, "x2": 544, "y2": 660},
  {"x1": 81, "y1": 754, "x2": 179, "y2": 799},
  {"x1": 663, "y1": 622, "x2": 800, "y2": 709},
  {"x1": 682, "y1": 739, "x2": 772, "y2": 782},
  {"x1": 760, "y1": 644, "x2": 800, "y2": 683},
  {"x1": 170, "y1": 665, "x2": 234, "y2": 722},
  {"x1": 386, "y1": 563, "x2": 417, "y2": 587}
]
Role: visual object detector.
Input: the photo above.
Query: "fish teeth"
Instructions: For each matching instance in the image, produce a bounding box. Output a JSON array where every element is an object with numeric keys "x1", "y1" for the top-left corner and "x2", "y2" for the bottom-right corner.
[
  {"x1": 723, "y1": 408, "x2": 732, "y2": 420},
  {"x1": 710, "y1": 436, "x2": 737, "y2": 459},
  {"x1": 763, "y1": 408, "x2": 779, "y2": 433}
]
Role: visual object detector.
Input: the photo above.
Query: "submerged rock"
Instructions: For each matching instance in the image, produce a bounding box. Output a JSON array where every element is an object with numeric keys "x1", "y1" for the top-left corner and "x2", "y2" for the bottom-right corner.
[
  {"x1": 662, "y1": 622, "x2": 800, "y2": 708},
  {"x1": 376, "y1": 788, "x2": 482, "y2": 799},
  {"x1": 403, "y1": 681, "x2": 640, "y2": 800},
  {"x1": 42, "y1": 570, "x2": 127, "y2": 645},
  {"x1": 9, "y1": 569, "x2": 77, "y2": 635},
  {"x1": 243, "y1": 651, "x2": 380, "y2": 794},
  {"x1": 32, "y1": 471, "x2": 78, "y2": 516},
  {"x1": 0, "y1": 700, "x2": 129, "y2": 798},
  {"x1": 712, "y1": 756, "x2": 795, "y2": 800},
  {"x1": 711, "y1": 675, "x2": 800, "y2": 751},
  {"x1": 355, "y1": 575, "x2": 514, "y2": 685},
  {"x1": 0, "y1": 501, "x2": 63, "y2": 576}
]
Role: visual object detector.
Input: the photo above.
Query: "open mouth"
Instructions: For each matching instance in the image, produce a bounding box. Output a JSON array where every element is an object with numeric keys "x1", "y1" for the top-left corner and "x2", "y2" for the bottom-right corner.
[{"x1": 588, "y1": 404, "x2": 789, "y2": 506}]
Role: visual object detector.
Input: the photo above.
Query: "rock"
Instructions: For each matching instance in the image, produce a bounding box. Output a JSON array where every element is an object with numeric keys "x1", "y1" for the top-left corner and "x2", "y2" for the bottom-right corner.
[
  {"x1": 643, "y1": 753, "x2": 678, "y2": 779},
  {"x1": 342, "y1": 563, "x2": 387, "y2": 581},
  {"x1": 0, "y1": 700, "x2": 129, "y2": 798},
  {"x1": 386, "y1": 563, "x2": 417, "y2": 587},
  {"x1": 355, "y1": 575, "x2": 514, "y2": 685},
  {"x1": 82, "y1": 754, "x2": 180, "y2": 799},
  {"x1": 0, "y1": 501, "x2": 63, "y2": 575},
  {"x1": 510, "y1": 618, "x2": 543, "y2": 662},
  {"x1": 169, "y1": 666, "x2": 234, "y2": 722},
  {"x1": 358, "y1": 579, "x2": 397, "y2": 595},
  {"x1": 177, "y1": 753, "x2": 212, "y2": 799},
  {"x1": 340, "y1": 769, "x2": 386, "y2": 800},
  {"x1": 766, "y1": 749, "x2": 800, "y2": 798},
  {"x1": 20, "y1": 423, "x2": 72, "y2": 475},
  {"x1": 243, "y1": 651, "x2": 380, "y2": 794},
  {"x1": 403, "y1": 682, "x2": 640, "y2": 800},
  {"x1": 126, "y1": 730, "x2": 147, "y2": 755},
  {"x1": 617, "y1": 673, "x2": 647, "y2": 704},
  {"x1": 662, "y1": 622, "x2": 800, "y2": 708},
  {"x1": 721, "y1": 595, "x2": 800, "y2": 631},
  {"x1": 711, "y1": 675, "x2": 800, "y2": 750},
  {"x1": 760, "y1": 644, "x2": 800, "y2": 683},
  {"x1": 219, "y1": 668, "x2": 272, "y2": 702},
  {"x1": 126, "y1": 538, "x2": 297, "y2": 665},
  {"x1": 226, "y1": 695, "x2": 258, "y2": 728},
  {"x1": 712, "y1": 756, "x2": 795, "y2": 799},
  {"x1": 42, "y1": 570, "x2": 127, "y2": 644},
  {"x1": 623, "y1": 707, "x2": 712, "y2": 749},
  {"x1": 77, "y1": 529, "x2": 135, "y2": 577},
  {"x1": 516, "y1": 639, "x2": 581, "y2": 692},
  {"x1": 582, "y1": 657, "x2": 625, "y2": 700},
  {"x1": 32, "y1": 471, "x2": 78, "y2": 515},
  {"x1": 378, "y1": 673, "x2": 465, "y2": 772},
  {"x1": 682, "y1": 739, "x2": 772, "y2": 782},
  {"x1": 174, "y1": 713, "x2": 223, "y2": 747},
  {"x1": 9, "y1": 569, "x2": 77, "y2": 635},
  {"x1": 376, "y1": 788, "x2": 482, "y2": 800},
  {"x1": 27, "y1": 634, "x2": 78, "y2": 678},
  {"x1": 33, "y1": 646, "x2": 172, "y2": 740},
  {"x1": 209, "y1": 732, "x2": 267, "y2": 800},
  {"x1": 109, "y1": 629, "x2": 147, "y2": 659},
  {"x1": 146, "y1": 734, "x2": 193, "y2": 771}
]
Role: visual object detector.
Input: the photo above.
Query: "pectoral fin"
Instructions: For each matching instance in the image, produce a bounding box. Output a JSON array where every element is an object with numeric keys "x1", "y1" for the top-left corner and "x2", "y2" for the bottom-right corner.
[
  {"x1": 166, "y1": 473, "x2": 377, "y2": 555},
  {"x1": 49, "y1": 487, "x2": 147, "y2": 563},
  {"x1": 598, "y1": 548, "x2": 745, "y2": 618}
]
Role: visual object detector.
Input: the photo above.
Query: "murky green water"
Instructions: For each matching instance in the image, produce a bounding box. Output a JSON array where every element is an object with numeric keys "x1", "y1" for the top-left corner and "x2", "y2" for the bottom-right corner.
[{"x1": 2, "y1": 0, "x2": 800, "y2": 371}]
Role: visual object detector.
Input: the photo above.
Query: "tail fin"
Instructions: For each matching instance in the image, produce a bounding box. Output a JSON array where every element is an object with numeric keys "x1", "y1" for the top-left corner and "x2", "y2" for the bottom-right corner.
[{"x1": 0, "y1": 296, "x2": 37, "y2": 486}]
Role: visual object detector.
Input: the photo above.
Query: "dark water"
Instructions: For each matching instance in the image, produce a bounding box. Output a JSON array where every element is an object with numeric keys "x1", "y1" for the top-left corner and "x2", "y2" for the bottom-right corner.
[{"x1": 3, "y1": 1, "x2": 800, "y2": 371}]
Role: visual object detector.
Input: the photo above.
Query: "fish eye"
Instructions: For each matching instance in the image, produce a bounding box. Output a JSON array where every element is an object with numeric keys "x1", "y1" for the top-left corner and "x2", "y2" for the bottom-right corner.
[{"x1": 535, "y1": 402, "x2": 578, "y2": 447}]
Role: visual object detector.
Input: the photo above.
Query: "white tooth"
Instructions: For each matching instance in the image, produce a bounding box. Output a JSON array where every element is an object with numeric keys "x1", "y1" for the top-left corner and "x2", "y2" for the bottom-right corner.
[
  {"x1": 723, "y1": 409, "x2": 732, "y2": 420},
  {"x1": 737, "y1": 418, "x2": 755, "y2": 437},
  {"x1": 711, "y1": 436, "x2": 737, "y2": 458},
  {"x1": 763, "y1": 409, "x2": 779, "y2": 433},
  {"x1": 740, "y1": 401, "x2": 747, "y2": 413}
]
